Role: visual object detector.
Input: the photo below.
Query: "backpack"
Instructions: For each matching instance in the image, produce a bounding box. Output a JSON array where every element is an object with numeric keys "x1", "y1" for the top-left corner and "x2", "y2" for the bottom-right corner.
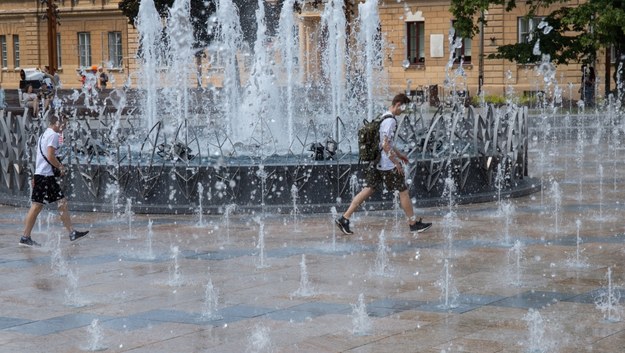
[{"x1": 358, "y1": 113, "x2": 395, "y2": 162}]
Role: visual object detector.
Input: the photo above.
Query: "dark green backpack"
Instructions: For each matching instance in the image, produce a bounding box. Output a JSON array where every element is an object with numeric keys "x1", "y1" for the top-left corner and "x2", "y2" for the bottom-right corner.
[{"x1": 358, "y1": 113, "x2": 395, "y2": 162}]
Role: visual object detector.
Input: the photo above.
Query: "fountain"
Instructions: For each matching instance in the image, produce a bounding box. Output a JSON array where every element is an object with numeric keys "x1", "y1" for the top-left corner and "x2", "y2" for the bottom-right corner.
[
  {"x1": 255, "y1": 217, "x2": 269, "y2": 269},
  {"x1": 200, "y1": 277, "x2": 222, "y2": 320},
  {"x1": 291, "y1": 254, "x2": 315, "y2": 298},
  {"x1": 524, "y1": 308, "x2": 547, "y2": 353},
  {"x1": 595, "y1": 267, "x2": 623, "y2": 323},
  {"x1": 508, "y1": 240, "x2": 524, "y2": 287},
  {"x1": 168, "y1": 245, "x2": 183, "y2": 287},
  {"x1": 84, "y1": 318, "x2": 107, "y2": 352},
  {"x1": 370, "y1": 229, "x2": 392, "y2": 277},
  {"x1": 0, "y1": 0, "x2": 538, "y2": 215},
  {"x1": 351, "y1": 293, "x2": 372, "y2": 336}
]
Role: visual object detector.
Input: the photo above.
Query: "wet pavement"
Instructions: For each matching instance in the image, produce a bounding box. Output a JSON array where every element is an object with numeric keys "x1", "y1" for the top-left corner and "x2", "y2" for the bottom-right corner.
[{"x1": 1, "y1": 139, "x2": 625, "y2": 353}]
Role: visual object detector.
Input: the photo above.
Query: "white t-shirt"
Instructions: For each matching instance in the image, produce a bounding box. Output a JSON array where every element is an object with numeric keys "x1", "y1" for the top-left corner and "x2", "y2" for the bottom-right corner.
[
  {"x1": 377, "y1": 112, "x2": 397, "y2": 171},
  {"x1": 36, "y1": 128, "x2": 60, "y2": 176}
]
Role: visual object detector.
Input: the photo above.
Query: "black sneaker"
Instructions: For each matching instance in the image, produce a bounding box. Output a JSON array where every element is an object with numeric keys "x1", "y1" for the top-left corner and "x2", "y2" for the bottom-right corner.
[
  {"x1": 19, "y1": 236, "x2": 41, "y2": 247},
  {"x1": 69, "y1": 230, "x2": 89, "y2": 242},
  {"x1": 410, "y1": 218, "x2": 432, "y2": 233},
  {"x1": 335, "y1": 216, "x2": 354, "y2": 235}
]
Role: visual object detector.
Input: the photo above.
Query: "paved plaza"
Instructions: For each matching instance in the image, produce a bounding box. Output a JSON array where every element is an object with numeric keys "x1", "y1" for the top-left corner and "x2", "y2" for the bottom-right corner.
[{"x1": 1, "y1": 137, "x2": 625, "y2": 353}]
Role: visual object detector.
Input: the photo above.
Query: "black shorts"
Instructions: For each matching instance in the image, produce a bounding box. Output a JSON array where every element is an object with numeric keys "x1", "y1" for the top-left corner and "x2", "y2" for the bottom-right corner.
[
  {"x1": 31, "y1": 175, "x2": 65, "y2": 204},
  {"x1": 363, "y1": 164, "x2": 407, "y2": 192}
]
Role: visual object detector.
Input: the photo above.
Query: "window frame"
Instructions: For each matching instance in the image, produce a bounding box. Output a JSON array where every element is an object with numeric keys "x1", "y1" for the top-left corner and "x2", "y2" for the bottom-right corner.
[
  {"x1": 518, "y1": 16, "x2": 544, "y2": 44},
  {"x1": 0, "y1": 35, "x2": 7, "y2": 69},
  {"x1": 12, "y1": 35, "x2": 20, "y2": 69},
  {"x1": 451, "y1": 21, "x2": 472, "y2": 64},
  {"x1": 406, "y1": 21, "x2": 425, "y2": 65},
  {"x1": 57, "y1": 33, "x2": 62, "y2": 69},
  {"x1": 107, "y1": 31, "x2": 123, "y2": 68},
  {"x1": 78, "y1": 32, "x2": 92, "y2": 68}
]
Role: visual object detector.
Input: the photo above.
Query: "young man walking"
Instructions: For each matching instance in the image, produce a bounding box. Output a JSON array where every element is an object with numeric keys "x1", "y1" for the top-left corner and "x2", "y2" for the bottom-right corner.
[
  {"x1": 19, "y1": 114, "x2": 89, "y2": 246},
  {"x1": 336, "y1": 93, "x2": 432, "y2": 235}
]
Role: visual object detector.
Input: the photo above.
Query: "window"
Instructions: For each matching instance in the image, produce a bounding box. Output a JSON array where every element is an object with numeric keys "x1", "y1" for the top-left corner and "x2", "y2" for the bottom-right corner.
[
  {"x1": 0, "y1": 36, "x2": 6, "y2": 69},
  {"x1": 108, "y1": 31, "x2": 123, "y2": 68},
  {"x1": 78, "y1": 32, "x2": 91, "y2": 67},
  {"x1": 13, "y1": 35, "x2": 20, "y2": 68},
  {"x1": 407, "y1": 21, "x2": 425, "y2": 64},
  {"x1": 452, "y1": 22, "x2": 472, "y2": 63},
  {"x1": 57, "y1": 33, "x2": 62, "y2": 69},
  {"x1": 518, "y1": 17, "x2": 544, "y2": 44}
]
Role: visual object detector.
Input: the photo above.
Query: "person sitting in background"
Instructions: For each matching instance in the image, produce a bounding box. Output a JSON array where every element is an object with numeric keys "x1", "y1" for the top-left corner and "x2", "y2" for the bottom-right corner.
[
  {"x1": 98, "y1": 67, "x2": 108, "y2": 90},
  {"x1": 21, "y1": 84, "x2": 39, "y2": 117},
  {"x1": 39, "y1": 84, "x2": 54, "y2": 113}
]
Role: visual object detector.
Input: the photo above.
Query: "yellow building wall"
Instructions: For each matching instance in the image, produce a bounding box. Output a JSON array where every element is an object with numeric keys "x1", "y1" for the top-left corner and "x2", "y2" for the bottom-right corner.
[
  {"x1": 0, "y1": 0, "x2": 137, "y2": 89},
  {"x1": 0, "y1": 0, "x2": 614, "y2": 101}
]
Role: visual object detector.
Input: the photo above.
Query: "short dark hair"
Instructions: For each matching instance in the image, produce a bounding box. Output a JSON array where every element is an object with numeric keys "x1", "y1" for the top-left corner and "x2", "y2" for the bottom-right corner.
[
  {"x1": 48, "y1": 113, "x2": 67, "y2": 126},
  {"x1": 392, "y1": 93, "x2": 411, "y2": 106}
]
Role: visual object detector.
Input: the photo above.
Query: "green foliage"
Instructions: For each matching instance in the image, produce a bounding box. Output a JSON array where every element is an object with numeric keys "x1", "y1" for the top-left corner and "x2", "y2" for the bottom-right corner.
[
  {"x1": 471, "y1": 94, "x2": 507, "y2": 106},
  {"x1": 118, "y1": 0, "x2": 216, "y2": 49},
  {"x1": 450, "y1": 0, "x2": 625, "y2": 84}
]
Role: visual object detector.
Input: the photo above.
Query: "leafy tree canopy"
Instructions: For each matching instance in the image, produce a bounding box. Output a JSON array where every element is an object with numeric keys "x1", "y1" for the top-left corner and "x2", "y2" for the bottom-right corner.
[
  {"x1": 451, "y1": 0, "x2": 625, "y2": 80},
  {"x1": 118, "y1": 0, "x2": 278, "y2": 49}
]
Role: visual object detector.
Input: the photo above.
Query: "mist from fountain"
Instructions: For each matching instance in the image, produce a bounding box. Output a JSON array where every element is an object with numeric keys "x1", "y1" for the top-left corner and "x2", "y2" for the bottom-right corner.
[
  {"x1": 255, "y1": 217, "x2": 269, "y2": 269},
  {"x1": 85, "y1": 318, "x2": 107, "y2": 352},
  {"x1": 168, "y1": 245, "x2": 183, "y2": 287},
  {"x1": 246, "y1": 324, "x2": 273, "y2": 353},
  {"x1": 201, "y1": 277, "x2": 222, "y2": 320},
  {"x1": 595, "y1": 267, "x2": 623, "y2": 323},
  {"x1": 292, "y1": 254, "x2": 315, "y2": 298},
  {"x1": 370, "y1": 229, "x2": 393, "y2": 277},
  {"x1": 508, "y1": 240, "x2": 524, "y2": 287},
  {"x1": 566, "y1": 219, "x2": 588, "y2": 268},
  {"x1": 64, "y1": 267, "x2": 87, "y2": 307},
  {"x1": 136, "y1": 0, "x2": 162, "y2": 130},
  {"x1": 351, "y1": 293, "x2": 372, "y2": 336}
]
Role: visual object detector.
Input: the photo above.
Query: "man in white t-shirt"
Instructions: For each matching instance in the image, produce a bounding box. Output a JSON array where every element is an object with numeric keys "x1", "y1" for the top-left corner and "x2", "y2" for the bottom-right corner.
[
  {"x1": 19, "y1": 114, "x2": 89, "y2": 246},
  {"x1": 336, "y1": 93, "x2": 432, "y2": 235}
]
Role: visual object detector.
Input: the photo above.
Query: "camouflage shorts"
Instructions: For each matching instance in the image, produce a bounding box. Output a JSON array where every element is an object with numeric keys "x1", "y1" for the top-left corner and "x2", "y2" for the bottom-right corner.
[{"x1": 363, "y1": 164, "x2": 407, "y2": 193}]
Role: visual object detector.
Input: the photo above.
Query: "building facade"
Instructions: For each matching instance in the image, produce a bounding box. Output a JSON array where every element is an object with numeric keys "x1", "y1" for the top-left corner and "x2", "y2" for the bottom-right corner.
[
  {"x1": 0, "y1": 0, "x2": 137, "y2": 90},
  {"x1": 0, "y1": 0, "x2": 613, "y2": 102}
]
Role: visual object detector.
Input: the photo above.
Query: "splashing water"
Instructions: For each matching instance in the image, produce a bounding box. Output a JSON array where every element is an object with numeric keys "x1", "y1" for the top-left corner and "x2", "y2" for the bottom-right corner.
[
  {"x1": 196, "y1": 183, "x2": 205, "y2": 226},
  {"x1": 595, "y1": 267, "x2": 623, "y2": 323},
  {"x1": 567, "y1": 219, "x2": 588, "y2": 268},
  {"x1": 508, "y1": 240, "x2": 524, "y2": 287},
  {"x1": 330, "y1": 206, "x2": 338, "y2": 251},
  {"x1": 85, "y1": 318, "x2": 107, "y2": 351},
  {"x1": 168, "y1": 245, "x2": 183, "y2": 287},
  {"x1": 500, "y1": 201, "x2": 515, "y2": 246},
  {"x1": 290, "y1": 184, "x2": 300, "y2": 232},
  {"x1": 223, "y1": 203, "x2": 236, "y2": 243},
  {"x1": 245, "y1": 324, "x2": 273, "y2": 353},
  {"x1": 255, "y1": 217, "x2": 269, "y2": 269},
  {"x1": 50, "y1": 233, "x2": 68, "y2": 276},
  {"x1": 201, "y1": 277, "x2": 222, "y2": 320},
  {"x1": 436, "y1": 259, "x2": 459, "y2": 309},
  {"x1": 351, "y1": 293, "x2": 372, "y2": 336},
  {"x1": 371, "y1": 229, "x2": 393, "y2": 277},
  {"x1": 64, "y1": 268, "x2": 87, "y2": 307},
  {"x1": 550, "y1": 181, "x2": 562, "y2": 236},
  {"x1": 524, "y1": 309, "x2": 547, "y2": 353},
  {"x1": 292, "y1": 254, "x2": 315, "y2": 297}
]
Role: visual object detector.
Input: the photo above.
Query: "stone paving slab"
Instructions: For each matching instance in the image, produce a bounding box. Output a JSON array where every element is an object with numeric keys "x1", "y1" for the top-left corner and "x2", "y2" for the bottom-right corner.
[{"x1": 1, "y1": 140, "x2": 625, "y2": 352}]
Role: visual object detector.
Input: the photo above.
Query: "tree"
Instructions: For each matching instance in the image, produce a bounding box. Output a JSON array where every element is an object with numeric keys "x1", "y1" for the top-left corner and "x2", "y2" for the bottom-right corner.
[
  {"x1": 118, "y1": 0, "x2": 281, "y2": 49},
  {"x1": 451, "y1": 0, "x2": 625, "y2": 94},
  {"x1": 118, "y1": 0, "x2": 216, "y2": 50}
]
